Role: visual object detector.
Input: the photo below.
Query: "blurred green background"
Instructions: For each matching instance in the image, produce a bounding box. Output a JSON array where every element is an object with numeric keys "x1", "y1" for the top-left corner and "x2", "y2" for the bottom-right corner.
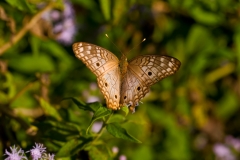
[{"x1": 1, "y1": 0, "x2": 240, "y2": 159}]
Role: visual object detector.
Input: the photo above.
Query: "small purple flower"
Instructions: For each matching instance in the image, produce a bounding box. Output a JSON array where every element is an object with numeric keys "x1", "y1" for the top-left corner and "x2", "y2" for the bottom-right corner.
[
  {"x1": 27, "y1": 143, "x2": 46, "y2": 160},
  {"x1": 40, "y1": 0, "x2": 77, "y2": 45},
  {"x1": 51, "y1": 0, "x2": 77, "y2": 45},
  {"x1": 4, "y1": 145, "x2": 27, "y2": 160},
  {"x1": 213, "y1": 143, "x2": 236, "y2": 160}
]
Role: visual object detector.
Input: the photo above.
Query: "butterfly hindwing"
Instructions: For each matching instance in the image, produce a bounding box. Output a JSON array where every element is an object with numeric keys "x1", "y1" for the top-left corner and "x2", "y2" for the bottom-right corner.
[
  {"x1": 97, "y1": 66, "x2": 120, "y2": 110},
  {"x1": 120, "y1": 69, "x2": 150, "y2": 112}
]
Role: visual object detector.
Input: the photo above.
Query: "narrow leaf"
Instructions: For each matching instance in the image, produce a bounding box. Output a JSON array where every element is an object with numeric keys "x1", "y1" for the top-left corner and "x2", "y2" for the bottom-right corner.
[
  {"x1": 99, "y1": 0, "x2": 111, "y2": 20},
  {"x1": 63, "y1": 97, "x2": 87, "y2": 109}
]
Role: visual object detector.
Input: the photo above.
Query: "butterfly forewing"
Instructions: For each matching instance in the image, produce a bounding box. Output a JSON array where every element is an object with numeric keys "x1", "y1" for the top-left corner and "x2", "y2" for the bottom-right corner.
[
  {"x1": 73, "y1": 42, "x2": 121, "y2": 110},
  {"x1": 120, "y1": 55, "x2": 181, "y2": 112},
  {"x1": 73, "y1": 42, "x2": 119, "y2": 76}
]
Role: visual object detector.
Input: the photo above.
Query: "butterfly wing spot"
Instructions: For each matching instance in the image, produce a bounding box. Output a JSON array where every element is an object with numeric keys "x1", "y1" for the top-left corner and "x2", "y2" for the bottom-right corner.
[
  {"x1": 96, "y1": 62, "x2": 100, "y2": 67},
  {"x1": 137, "y1": 86, "x2": 141, "y2": 91},
  {"x1": 104, "y1": 83, "x2": 108, "y2": 87},
  {"x1": 115, "y1": 95, "x2": 117, "y2": 99},
  {"x1": 148, "y1": 72, "x2": 152, "y2": 76},
  {"x1": 160, "y1": 63, "x2": 165, "y2": 67},
  {"x1": 167, "y1": 68, "x2": 172, "y2": 72},
  {"x1": 124, "y1": 96, "x2": 127, "y2": 99},
  {"x1": 79, "y1": 47, "x2": 84, "y2": 52},
  {"x1": 167, "y1": 62, "x2": 172, "y2": 67}
]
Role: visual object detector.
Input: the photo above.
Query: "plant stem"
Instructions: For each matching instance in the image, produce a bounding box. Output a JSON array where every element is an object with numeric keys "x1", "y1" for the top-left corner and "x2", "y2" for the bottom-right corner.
[
  {"x1": 0, "y1": 2, "x2": 55, "y2": 56},
  {"x1": 92, "y1": 111, "x2": 114, "y2": 143}
]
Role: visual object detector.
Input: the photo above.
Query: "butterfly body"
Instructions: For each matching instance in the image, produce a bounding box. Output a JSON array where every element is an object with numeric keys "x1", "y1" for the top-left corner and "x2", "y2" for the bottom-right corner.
[{"x1": 73, "y1": 42, "x2": 181, "y2": 112}]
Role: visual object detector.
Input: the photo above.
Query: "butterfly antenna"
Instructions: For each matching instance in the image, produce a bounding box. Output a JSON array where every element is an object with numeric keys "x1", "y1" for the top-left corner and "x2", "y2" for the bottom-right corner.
[
  {"x1": 105, "y1": 34, "x2": 125, "y2": 56},
  {"x1": 125, "y1": 38, "x2": 146, "y2": 56}
]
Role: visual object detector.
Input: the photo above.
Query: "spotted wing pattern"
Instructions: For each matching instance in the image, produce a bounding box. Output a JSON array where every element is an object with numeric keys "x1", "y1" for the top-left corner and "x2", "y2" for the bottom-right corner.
[
  {"x1": 120, "y1": 55, "x2": 181, "y2": 112},
  {"x1": 73, "y1": 42, "x2": 121, "y2": 110}
]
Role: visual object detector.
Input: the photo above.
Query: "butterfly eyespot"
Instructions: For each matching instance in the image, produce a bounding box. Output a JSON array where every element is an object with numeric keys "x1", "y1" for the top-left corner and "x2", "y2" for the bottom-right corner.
[
  {"x1": 137, "y1": 87, "x2": 141, "y2": 91},
  {"x1": 115, "y1": 95, "x2": 117, "y2": 99},
  {"x1": 96, "y1": 63, "x2": 100, "y2": 66},
  {"x1": 105, "y1": 83, "x2": 108, "y2": 87},
  {"x1": 148, "y1": 72, "x2": 152, "y2": 76},
  {"x1": 124, "y1": 96, "x2": 127, "y2": 99}
]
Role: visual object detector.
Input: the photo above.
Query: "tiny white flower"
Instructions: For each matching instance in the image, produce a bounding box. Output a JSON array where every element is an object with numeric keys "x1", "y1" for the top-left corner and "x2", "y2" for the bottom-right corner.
[
  {"x1": 4, "y1": 145, "x2": 27, "y2": 160},
  {"x1": 27, "y1": 143, "x2": 46, "y2": 160}
]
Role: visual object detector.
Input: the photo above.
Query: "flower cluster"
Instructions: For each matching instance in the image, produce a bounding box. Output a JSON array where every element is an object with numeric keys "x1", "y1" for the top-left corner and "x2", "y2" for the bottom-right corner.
[
  {"x1": 4, "y1": 143, "x2": 54, "y2": 160},
  {"x1": 213, "y1": 135, "x2": 240, "y2": 160},
  {"x1": 48, "y1": 0, "x2": 77, "y2": 45}
]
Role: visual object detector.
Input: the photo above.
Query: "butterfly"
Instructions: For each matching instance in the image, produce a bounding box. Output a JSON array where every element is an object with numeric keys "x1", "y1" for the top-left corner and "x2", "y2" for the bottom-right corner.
[{"x1": 72, "y1": 42, "x2": 181, "y2": 112}]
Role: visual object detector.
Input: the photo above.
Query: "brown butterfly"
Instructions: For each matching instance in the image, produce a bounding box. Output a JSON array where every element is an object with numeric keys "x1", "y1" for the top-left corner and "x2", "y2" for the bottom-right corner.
[{"x1": 73, "y1": 42, "x2": 181, "y2": 112}]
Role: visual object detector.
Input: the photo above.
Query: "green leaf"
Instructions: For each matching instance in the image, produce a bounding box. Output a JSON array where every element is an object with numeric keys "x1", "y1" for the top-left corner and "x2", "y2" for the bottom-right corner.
[
  {"x1": 113, "y1": 0, "x2": 127, "y2": 24},
  {"x1": 99, "y1": 0, "x2": 111, "y2": 21},
  {"x1": 120, "y1": 105, "x2": 129, "y2": 116},
  {"x1": 86, "y1": 106, "x2": 112, "y2": 133},
  {"x1": 64, "y1": 97, "x2": 101, "y2": 112},
  {"x1": 190, "y1": 6, "x2": 223, "y2": 25},
  {"x1": 92, "y1": 106, "x2": 112, "y2": 121},
  {"x1": 108, "y1": 114, "x2": 126, "y2": 123},
  {"x1": 5, "y1": 0, "x2": 35, "y2": 13},
  {"x1": 106, "y1": 123, "x2": 141, "y2": 143},
  {"x1": 8, "y1": 54, "x2": 55, "y2": 73},
  {"x1": 87, "y1": 146, "x2": 111, "y2": 160},
  {"x1": 88, "y1": 102, "x2": 102, "y2": 112},
  {"x1": 56, "y1": 138, "x2": 92, "y2": 157},
  {"x1": 40, "y1": 98, "x2": 62, "y2": 121}
]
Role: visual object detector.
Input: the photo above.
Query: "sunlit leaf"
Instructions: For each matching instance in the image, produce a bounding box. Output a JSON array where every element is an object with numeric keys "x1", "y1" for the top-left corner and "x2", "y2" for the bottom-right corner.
[{"x1": 99, "y1": 0, "x2": 111, "y2": 20}]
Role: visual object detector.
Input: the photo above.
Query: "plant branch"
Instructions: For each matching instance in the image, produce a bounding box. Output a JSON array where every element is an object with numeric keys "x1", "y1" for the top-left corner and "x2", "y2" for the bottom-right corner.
[
  {"x1": 92, "y1": 112, "x2": 114, "y2": 143},
  {"x1": 9, "y1": 79, "x2": 37, "y2": 104},
  {"x1": 0, "y1": 2, "x2": 55, "y2": 56}
]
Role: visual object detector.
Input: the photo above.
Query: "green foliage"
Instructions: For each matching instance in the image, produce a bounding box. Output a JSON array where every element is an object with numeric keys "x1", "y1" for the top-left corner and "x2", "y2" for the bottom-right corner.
[
  {"x1": 1, "y1": 0, "x2": 240, "y2": 159},
  {"x1": 106, "y1": 123, "x2": 142, "y2": 143}
]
